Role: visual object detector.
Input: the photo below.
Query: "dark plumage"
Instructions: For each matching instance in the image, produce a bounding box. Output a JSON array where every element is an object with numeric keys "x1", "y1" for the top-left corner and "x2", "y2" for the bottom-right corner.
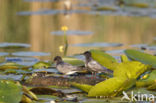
[
  {"x1": 53, "y1": 56, "x2": 82, "y2": 75},
  {"x1": 83, "y1": 51, "x2": 113, "y2": 75}
]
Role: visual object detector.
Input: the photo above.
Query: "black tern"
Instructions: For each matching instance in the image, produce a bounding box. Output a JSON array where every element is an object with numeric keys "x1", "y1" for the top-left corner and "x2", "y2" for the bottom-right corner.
[
  {"x1": 83, "y1": 51, "x2": 113, "y2": 77},
  {"x1": 53, "y1": 56, "x2": 83, "y2": 75}
]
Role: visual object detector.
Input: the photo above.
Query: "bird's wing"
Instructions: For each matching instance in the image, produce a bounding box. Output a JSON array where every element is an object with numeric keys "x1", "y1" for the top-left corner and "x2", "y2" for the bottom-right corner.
[
  {"x1": 63, "y1": 63, "x2": 78, "y2": 71},
  {"x1": 88, "y1": 60, "x2": 113, "y2": 73},
  {"x1": 88, "y1": 60, "x2": 103, "y2": 71}
]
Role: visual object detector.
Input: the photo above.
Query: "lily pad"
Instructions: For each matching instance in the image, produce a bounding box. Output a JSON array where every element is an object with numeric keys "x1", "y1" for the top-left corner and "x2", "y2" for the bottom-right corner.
[
  {"x1": 51, "y1": 30, "x2": 93, "y2": 36},
  {"x1": 90, "y1": 49, "x2": 118, "y2": 70},
  {"x1": 0, "y1": 42, "x2": 30, "y2": 49},
  {"x1": 130, "y1": 44, "x2": 148, "y2": 49},
  {"x1": 72, "y1": 42, "x2": 123, "y2": 47},
  {"x1": 136, "y1": 70, "x2": 156, "y2": 87},
  {"x1": 0, "y1": 52, "x2": 9, "y2": 56},
  {"x1": 32, "y1": 61, "x2": 51, "y2": 69},
  {"x1": 0, "y1": 80, "x2": 22, "y2": 103},
  {"x1": 105, "y1": 49, "x2": 125, "y2": 55},
  {"x1": 0, "y1": 62, "x2": 28, "y2": 70},
  {"x1": 24, "y1": 0, "x2": 57, "y2": 2},
  {"x1": 95, "y1": 6, "x2": 117, "y2": 11},
  {"x1": 114, "y1": 61, "x2": 150, "y2": 79},
  {"x1": 71, "y1": 82, "x2": 93, "y2": 93},
  {"x1": 12, "y1": 51, "x2": 51, "y2": 56},
  {"x1": 17, "y1": 10, "x2": 60, "y2": 15},
  {"x1": 128, "y1": 3, "x2": 149, "y2": 8},
  {"x1": 88, "y1": 77, "x2": 135, "y2": 97},
  {"x1": 125, "y1": 49, "x2": 156, "y2": 68},
  {"x1": 30, "y1": 87, "x2": 65, "y2": 97},
  {"x1": 0, "y1": 74, "x2": 23, "y2": 81},
  {"x1": 5, "y1": 57, "x2": 38, "y2": 62}
]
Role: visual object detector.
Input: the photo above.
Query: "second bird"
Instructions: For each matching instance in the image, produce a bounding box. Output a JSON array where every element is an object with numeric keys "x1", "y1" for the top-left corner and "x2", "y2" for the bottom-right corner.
[
  {"x1": 53, "y1": 56, "x2": 82, "y2": 75},
  {"x1": 83, "y1": 51, "x2": 113, "y2": 77}
]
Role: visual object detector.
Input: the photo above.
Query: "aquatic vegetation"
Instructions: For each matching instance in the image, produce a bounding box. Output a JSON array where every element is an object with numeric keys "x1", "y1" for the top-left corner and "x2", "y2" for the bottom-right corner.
[
  {"x1": 136, "y1": 70, "x2": 156, "y2": 87},
  {"x1": 62, "y1": 57, "x2": 84, "y2": 66},
  {"x1": 72, "y1": 42, "x2": 123, "y2": 48},
  {"x1": 0, "y1": 80, "x2": 22, "y2": 103},
  {"x1": 113, "y1": 61, "x2": 150, "y2": 79},
  {"x1": 62, "y1": 26, "x2": 68, "y2": 56},
  {"x1": 95, "y1": 6, "x2": 117, "y2": 11},
  {"x1": 0, "y1": 62, "x2": 28, "y2": 70},
  {"x1": 12, "y1": 51, "x2": 51, "y2": 57},
  {"x1": 71, "y1": 82, "x2": 93, "y2": 93},
  {"x1": 0, "y1": 43, "x2": 30, "y2": 49},
  {"x1": 32, "y1": 61, "x2": 51, "y2": 69},
  {"x1": 90, "y1": 49, "x2": 118, "y2": 70},
  {"x1": 127, "y1": 3, "x2": 149, "y2": 8},
  {"x1": 125, "y1": 49, "x2": 156, "y2": 68},
  {"x1": 88, "y1": 77, "x2": 135, "y2": 97}
]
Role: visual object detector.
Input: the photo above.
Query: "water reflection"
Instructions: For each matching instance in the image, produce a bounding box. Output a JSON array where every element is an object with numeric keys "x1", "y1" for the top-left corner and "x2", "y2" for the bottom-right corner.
[{"x1": 0, "y1": 0, "x2": 156, "y2": 60}]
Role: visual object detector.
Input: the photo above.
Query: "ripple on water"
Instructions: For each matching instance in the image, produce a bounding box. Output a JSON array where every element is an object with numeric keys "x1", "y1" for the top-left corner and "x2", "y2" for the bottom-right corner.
[{"x1": 0, "y1": 52, "x2": 9, "y2": 56}]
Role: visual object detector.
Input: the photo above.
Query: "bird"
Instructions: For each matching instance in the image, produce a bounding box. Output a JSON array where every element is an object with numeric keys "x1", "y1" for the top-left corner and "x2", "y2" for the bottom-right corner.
[
  {"x1": 53, "y1": 56, "x2": 83, "y2": 75},
  {"x1": 83, "y1": 51, "x2": 113, "y2": 78}
]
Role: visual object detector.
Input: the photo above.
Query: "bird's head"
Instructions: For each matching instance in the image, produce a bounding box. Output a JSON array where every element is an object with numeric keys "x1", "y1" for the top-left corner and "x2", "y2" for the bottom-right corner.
[
  {"x1": 53, "y1": 56, "x2": 63, "y2": 64},
  {"x1": 83, "y1": 51, "x2": 92, "y2": 60}
]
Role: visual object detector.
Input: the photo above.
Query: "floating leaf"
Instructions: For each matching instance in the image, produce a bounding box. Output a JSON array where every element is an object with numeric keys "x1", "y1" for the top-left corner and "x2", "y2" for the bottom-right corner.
[
  {"x1": 30, "y1": 87, "x2": 65, "y2": 97},
  {"x1": 12, "y1": 51, "x2": 50, "y2": 57},
  {"x1": 147, "y1": 82, "x2": 156, "y2": 90},
  {"x1": 120, "y1": 55, "x2": 129, "y2": 62},
  {"x1": 72, "y1": 42, "x2": 123, "y2": 47},
  {"x1": 90, "y1": 49, "x2": 118, "y2": 70},
  {"x1": 95, "y1": 6, "x2": 117, "y2": 11},
  {"x1": 71, "y1": 82, "x2": 93, "y2": 93},
  {"x1": 32, "y1": 61, "x2": 51, "y2": 69},
  {"x1": 88, "y1": 77, "x2": 135, "y2": 97},
  {"x1": 136, "y1": 70, "x2": 156, "y2": 87},
  {"x1": 63, "y1": 57, "x2": 84, "y2": 66},
  {"x1": 0, "y1": 52, "x2": 9, "y2": 56},
  {"x1": 128, "y1": 3, "x2": 149, "y2": 8},
  {"x1": 0, "y1": 42, "x2": 30, "y2": 49},
  {"x1": 125, "y1": 49, "x2": 156, "y2": 68},
  {"x1": 114, "y1": 61, "x2": 150, "y2": 79},
  {"x1": 0, "y1": 80, "x2": 22, "y2": 103},
  {"x1": 0, "y1": 62, "x2": 27, "y2": 70},
  {"x1": 23, "y1": 86, "x2": 38, "y2": 100}
]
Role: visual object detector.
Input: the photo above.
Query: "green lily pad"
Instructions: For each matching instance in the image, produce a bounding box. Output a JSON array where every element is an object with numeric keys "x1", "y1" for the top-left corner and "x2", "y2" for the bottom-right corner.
[
  {"x1": 90, "y1": 49, "x2": 118, "y2": 70},
  {"x1": 63, "y1": 57, "x2": 84, "y2": 66},
  {"x1": 128, "y1": 3, "x2": 149, "y2": 8},
  {"x1": 136, "y1": 70, "x2": 156, "y2": 87},
  {"x1": 71, "y1": 82, "x2": 93, "y2": 93},
  {"x1": 114, "y1": 61, "x2": 150, "y2": 79},
  {"x1": 0, "y1": 62, "x2": 28, "y2": 70},
  {"x1": 32, "y1": 61, "x2": 51, "y2": 69},
  {"x1": 73, "y1": 61, "x2": 148, "y2": 97},
  {"x1": 0, "y1": 80, "x2": 22, "y2": 103},
  {"x1": 125, "y1": 49, "x2": 156, "y2": 68},
  {"x1": 147, "y1": 82, "x2": 156, "y2": 90},
  {"x1": 96, "y1": 6, "x2": 117, "y2": 11},
  {"x1": 88, "y1": 77, "x2": 135, "y2": 97},
  {"x1": 120, "y1": 55, "x2": 129, "y2": 62}
]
